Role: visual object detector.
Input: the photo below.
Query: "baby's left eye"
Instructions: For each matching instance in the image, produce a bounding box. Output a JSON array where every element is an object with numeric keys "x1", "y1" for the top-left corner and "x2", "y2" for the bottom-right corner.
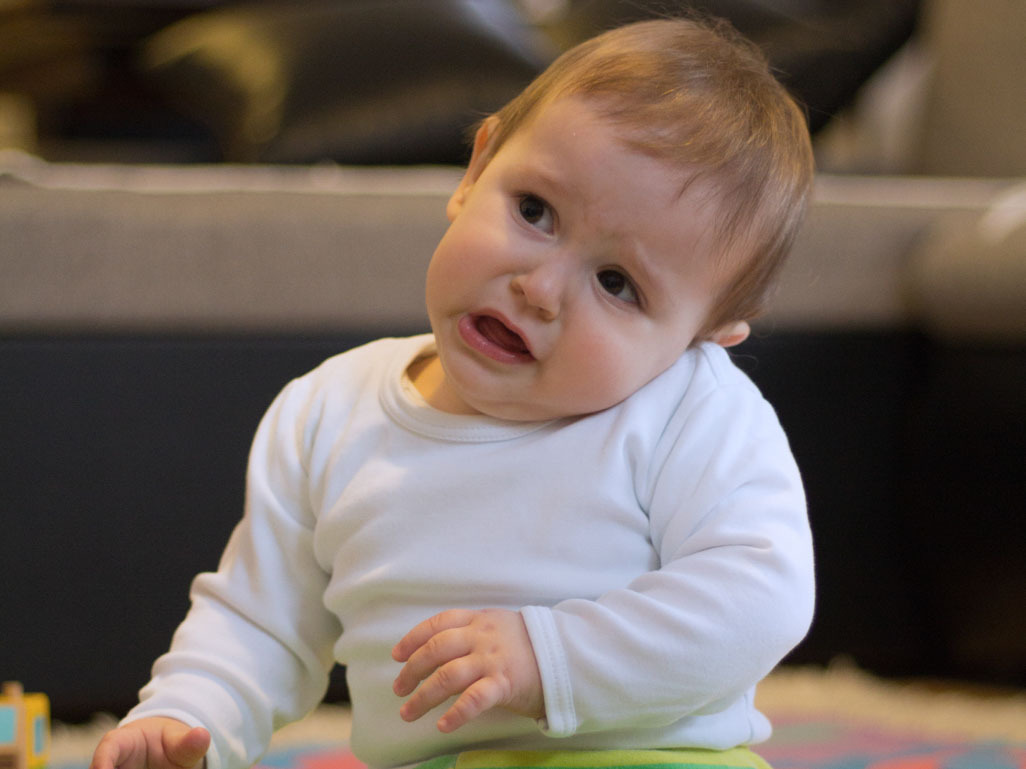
[{"x1": 597, "y1": 269, "x2": 639, "y2": 305}]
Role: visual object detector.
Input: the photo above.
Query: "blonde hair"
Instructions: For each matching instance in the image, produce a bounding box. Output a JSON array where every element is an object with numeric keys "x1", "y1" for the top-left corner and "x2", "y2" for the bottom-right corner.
[{"x1": 481, "y1": 17, "x2": 814, "y2": 338}]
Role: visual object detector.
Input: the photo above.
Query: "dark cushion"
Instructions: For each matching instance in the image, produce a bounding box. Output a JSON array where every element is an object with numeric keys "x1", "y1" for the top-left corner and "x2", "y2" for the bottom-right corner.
[{"x1": 139, "y1": 0, "x2": 553, "y2": 163}]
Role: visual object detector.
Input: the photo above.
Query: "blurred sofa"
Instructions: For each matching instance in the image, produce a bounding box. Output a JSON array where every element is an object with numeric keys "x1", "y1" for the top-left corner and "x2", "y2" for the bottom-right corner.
[
  {"x1": 1, "y1": 0, "x2": 918, "y2": 163},
  {"x1": 2, "y1": 157, "x2": 1024, "y2": 721}
]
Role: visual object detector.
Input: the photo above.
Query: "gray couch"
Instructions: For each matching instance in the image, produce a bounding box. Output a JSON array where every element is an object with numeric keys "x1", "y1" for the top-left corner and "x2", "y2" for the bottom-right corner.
[{"x1": 3, "y1": 155, "x2": 1022, "y2": 338}]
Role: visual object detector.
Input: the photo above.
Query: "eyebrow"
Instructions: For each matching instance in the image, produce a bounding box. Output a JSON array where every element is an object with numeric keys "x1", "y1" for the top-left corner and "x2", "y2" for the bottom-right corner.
[{"x1": 508, "y1": 162, "x2": 576, "y2": 200}]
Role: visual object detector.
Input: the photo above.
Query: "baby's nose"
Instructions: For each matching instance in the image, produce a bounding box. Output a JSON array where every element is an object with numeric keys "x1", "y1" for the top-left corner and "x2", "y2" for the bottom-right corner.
[{"x1": 510, "y1": 261, "x2": 567, "y2": 321}]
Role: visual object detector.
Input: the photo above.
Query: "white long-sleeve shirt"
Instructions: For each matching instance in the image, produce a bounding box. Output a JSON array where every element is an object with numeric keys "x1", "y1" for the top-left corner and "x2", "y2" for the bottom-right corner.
[{"x1": 124, "y1": 335, "x2": 814, "y2": 769}]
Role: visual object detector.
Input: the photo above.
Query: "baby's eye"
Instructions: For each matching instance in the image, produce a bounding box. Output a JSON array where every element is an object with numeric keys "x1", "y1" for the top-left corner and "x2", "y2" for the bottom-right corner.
[
  {"x1": 517, "y1": 194, "x2": 555, "y2": 233},
  {"x1": 597, "y1": 269, "x2": 639, "y2": 305}
]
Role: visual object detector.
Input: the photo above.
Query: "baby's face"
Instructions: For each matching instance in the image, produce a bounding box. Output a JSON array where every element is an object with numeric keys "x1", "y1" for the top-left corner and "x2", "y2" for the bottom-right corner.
[{"x1": 423, "y1": 96, "x2": 734, "y2": 421}]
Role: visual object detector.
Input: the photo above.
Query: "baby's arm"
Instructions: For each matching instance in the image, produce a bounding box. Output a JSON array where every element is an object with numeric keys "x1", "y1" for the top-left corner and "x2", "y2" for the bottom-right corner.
[
  {"x1": 391, "y1": 608, "x2": 543, "y2": 732},
  {"x1": 90, "y1": 718, "x2": 210, "y2": 769},
  {"x1": 112, "y1": 375, "x2": 341, "y2": 769},
  {"x1": 518, "y1": 383, "x2": 814, "y2": 738}
]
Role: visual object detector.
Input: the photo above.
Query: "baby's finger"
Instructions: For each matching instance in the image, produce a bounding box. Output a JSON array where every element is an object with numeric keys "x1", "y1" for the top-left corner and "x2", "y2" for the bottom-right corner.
[
  {"x1": 393, "y1": 625, "x2": 472, "y2": 697},
  {"x1": 436, "y1": 677, "x2": 505, "y2": 733},
  {"x1": 90, "y1": 732, "x2": 135, "y2": 769},
  {"x1": 398, "y1": 657, "x2": 480, "y2": 723},
  {"x1": 164, "y1": 727, "x2": 210, "y2": 769},
  {"x1": 391, "y1": 609, "x2": 475, "y2": 662}
]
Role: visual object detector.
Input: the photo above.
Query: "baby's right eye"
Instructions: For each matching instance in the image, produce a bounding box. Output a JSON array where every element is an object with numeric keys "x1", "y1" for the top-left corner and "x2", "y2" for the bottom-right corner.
[{"x1": 517, "y1": 194, "x2": 555, "y2": 233}]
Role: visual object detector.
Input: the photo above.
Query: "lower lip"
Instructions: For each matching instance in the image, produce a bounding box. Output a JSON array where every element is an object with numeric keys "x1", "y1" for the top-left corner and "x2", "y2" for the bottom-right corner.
[{"x1": 457, "y1": 315, "x2": 535, "y2": 364}]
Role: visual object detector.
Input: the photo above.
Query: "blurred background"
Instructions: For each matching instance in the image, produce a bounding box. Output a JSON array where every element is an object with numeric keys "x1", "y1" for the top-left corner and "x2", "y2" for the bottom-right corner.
[
  {"x1": 1, "y1": 0, "x2": 1023, "y2": 175},
  {"x1": 2, "y1": 0, "x2": 1025, "y2": 724},
  {"x1": 0, "y1": 0, "x2": 933, "y2": 167}
]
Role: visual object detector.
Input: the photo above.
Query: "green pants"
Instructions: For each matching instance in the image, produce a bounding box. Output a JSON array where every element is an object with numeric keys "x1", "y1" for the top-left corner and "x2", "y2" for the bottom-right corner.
[{"x1": 414, "y1": 748, "x2": 772, "y2": 769}]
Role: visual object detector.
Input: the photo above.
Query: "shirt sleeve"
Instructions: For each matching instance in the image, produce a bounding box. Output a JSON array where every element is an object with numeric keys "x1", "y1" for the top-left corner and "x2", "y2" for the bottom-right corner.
[
  {"x1": 122, "y1": 376, "x2": 343, "y2": 769},
  {"x1": 522, "y1": 375, "x2": 815, "y2": 739}
]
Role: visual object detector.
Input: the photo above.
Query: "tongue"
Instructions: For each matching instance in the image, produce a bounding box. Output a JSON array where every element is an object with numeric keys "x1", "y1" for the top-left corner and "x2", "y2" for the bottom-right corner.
[{"x1": 477, "y1": 316, "x2": 529, "y2": 354}]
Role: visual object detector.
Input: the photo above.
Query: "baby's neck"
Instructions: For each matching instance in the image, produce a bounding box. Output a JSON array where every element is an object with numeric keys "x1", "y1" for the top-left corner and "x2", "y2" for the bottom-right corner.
[{"x1": 406, "y1": 354, "x2": 478, "y2": 415}]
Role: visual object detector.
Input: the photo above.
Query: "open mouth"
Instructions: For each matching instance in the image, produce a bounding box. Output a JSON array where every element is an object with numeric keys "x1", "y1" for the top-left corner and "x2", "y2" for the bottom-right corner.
[
  {"x1": 458, "y1": 313, "x2": 534, "y2": 363},
  {"x1": 477, "y1": 315, "x2": 529, "y2": 354}
]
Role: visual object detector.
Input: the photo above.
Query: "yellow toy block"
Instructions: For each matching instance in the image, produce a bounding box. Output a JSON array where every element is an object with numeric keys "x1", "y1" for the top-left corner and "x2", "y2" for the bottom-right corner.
[{"x1": 0, "y1": 682, "x2": 50, "y2": 769}]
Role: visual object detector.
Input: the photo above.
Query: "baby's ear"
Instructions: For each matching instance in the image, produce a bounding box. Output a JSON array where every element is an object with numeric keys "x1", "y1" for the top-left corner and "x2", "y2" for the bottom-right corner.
[
  {"x1": 708, "y1": 320, "x2": 750, "y2": 348},
  {"x1": 446, "y1": 116, "x2": 500, "y2": 221}
]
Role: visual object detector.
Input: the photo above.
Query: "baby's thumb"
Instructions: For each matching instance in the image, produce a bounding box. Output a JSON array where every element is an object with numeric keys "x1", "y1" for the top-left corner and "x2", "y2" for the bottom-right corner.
[{"x1": 165, "y1": 726, "x2": 210, "y2": 769}]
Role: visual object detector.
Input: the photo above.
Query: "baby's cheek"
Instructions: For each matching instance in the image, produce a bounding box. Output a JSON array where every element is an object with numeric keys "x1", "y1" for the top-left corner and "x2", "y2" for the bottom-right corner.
[
  {"x1": 432, "y1": 232, "x2": 495, "y2": 285},
  {"x1": 565, "y1": 338, "x2": 640, "y2": 411}
]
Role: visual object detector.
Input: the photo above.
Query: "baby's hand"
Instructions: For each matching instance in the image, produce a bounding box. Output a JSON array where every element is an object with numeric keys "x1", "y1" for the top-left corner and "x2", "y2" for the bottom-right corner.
[
  {"x1": 391, "y1": 608, "x2": 544, "y2": 733},
  {"x1": 90, "y1": 717, "x2": 210, "y2": 769}
]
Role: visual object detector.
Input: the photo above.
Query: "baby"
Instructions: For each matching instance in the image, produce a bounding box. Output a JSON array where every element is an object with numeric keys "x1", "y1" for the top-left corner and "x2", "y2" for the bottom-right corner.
[{"x1": 91, "y1": 16, "x2": 815, "y2": 769}]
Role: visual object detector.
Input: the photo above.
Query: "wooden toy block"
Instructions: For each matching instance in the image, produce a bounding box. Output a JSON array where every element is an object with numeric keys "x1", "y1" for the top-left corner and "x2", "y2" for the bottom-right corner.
[{"x1": 0, "y1": 682, "x2": 50, "y2": 769}]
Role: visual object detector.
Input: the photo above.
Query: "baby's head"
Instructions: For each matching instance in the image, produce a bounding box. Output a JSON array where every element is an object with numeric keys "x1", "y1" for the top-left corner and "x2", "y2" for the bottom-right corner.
[
  {"x1": 420, "y1": 17, "x2": 814, "y2": 420},
  {"x1": 480, "y1": 16, "x2": 814, "y2": 338}
]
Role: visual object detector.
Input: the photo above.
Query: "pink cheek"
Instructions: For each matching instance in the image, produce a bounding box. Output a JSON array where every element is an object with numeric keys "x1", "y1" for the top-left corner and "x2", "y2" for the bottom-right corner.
[
  {"x1": 440, "y1": 227, "x2": 491, "y2": 272},
  {"x1": 561, "y1": 334, "x2": 630, "y2": 398},
  {"x1": 430, "y1": 246, "x2": 477, "y2": 290}
]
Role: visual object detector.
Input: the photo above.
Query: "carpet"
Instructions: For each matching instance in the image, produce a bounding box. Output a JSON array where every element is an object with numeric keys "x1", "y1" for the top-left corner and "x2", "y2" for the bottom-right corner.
[{"x1": 50, "y1": 665, "x2": 1026, "y2": 769}]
